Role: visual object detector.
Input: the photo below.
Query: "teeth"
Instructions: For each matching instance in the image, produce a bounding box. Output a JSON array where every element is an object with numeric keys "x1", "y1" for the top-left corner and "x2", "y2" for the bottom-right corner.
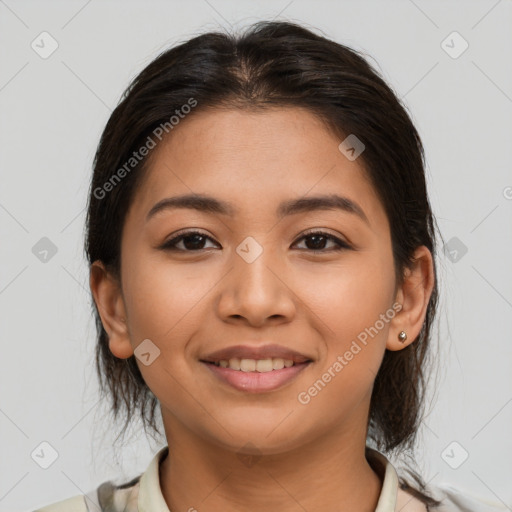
[{"x1": 212, "y1": 357, "x2": 297, "y2": 372}]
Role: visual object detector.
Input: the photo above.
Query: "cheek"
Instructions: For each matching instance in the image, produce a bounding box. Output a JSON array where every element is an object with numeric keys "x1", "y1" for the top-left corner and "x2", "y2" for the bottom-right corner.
[
  {"x1": 297, "y1": 258, "x2": 394, "y2": 336},
  {"x1": 295, "y1": 257, "x2": 394, "y2": 397},
  {"x1": 295, "y1": 269, "x2": 390, "y2": 417},
  {"x1": 120, "y1": 257, "x2": 211, "y2": 400},
  {"x1": 122, "y1": 254, "x2": 211, "y2": 343}
]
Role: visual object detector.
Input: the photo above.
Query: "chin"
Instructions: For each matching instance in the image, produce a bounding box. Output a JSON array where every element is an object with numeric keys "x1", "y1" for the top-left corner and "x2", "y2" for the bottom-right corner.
[{"x1": 206, "y1": 420, "x2": 308, "y2": 456}]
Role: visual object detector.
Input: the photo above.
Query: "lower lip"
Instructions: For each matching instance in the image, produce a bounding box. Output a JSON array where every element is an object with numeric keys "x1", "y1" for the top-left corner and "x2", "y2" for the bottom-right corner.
[{"x1": 201, "y1": 361, "x2": 311, "y2": 393}]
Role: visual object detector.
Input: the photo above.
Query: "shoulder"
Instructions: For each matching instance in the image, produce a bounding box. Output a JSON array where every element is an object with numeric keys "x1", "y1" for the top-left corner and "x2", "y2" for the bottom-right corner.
[
  {"x1": 31, "y1": 447, "x2": 168, "y2": 512},
  {"x1": 32, "y1": 478, "x2": 140, "y2": 512},
  {"x1": 426, "y1": 483, "x2": 509, "y2": 512},
  {"x1": 32, "y1": 494, "x2": 89, "y2": 512},
  {"x1": 397, "y1": 483, "x2": 508, "y2": 512}
]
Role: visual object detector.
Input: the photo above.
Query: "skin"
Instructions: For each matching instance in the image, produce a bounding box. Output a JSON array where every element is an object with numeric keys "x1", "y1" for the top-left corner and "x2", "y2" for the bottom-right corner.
[{"x1": 90, "y1": 107, "x2": 434, "y2": 512}]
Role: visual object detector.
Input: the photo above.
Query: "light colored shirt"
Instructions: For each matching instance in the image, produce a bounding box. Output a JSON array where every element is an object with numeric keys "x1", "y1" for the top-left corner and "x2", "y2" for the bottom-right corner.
[{"x1": 32, "y1": 446, "x2": 505, "y2": 512}]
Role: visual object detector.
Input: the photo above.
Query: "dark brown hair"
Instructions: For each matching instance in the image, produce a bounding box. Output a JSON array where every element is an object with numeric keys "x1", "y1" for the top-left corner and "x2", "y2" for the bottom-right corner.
[{"x1": 85, "y1": 20, "x2": 444, "y2": 508}]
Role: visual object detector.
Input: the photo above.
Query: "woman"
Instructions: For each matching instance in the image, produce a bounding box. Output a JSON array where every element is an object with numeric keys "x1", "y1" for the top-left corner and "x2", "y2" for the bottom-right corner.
[{"x1": 35, "y1": 20, "x2": 467, "y2": 512}]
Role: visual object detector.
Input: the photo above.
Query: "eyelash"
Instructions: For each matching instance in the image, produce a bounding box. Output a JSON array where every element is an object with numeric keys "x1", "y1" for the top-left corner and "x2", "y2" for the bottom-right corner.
[{"x1": 160, "y1": 229, "x2": 351, "y2": 253}]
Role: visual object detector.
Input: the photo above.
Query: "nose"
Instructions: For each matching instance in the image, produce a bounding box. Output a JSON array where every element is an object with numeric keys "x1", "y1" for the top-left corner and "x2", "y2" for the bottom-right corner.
[{"x1": 216, "y1": 241, "x2": 296, "y2": 327}]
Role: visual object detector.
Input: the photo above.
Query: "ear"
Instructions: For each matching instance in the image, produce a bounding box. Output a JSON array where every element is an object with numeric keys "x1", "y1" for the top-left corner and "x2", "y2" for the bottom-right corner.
[
  {"x1": 89, "y1": 261, "x2": 134, "y2": 359},
  {"x1": 386, "y1": 245, "x2": 435, "y2": 351}
]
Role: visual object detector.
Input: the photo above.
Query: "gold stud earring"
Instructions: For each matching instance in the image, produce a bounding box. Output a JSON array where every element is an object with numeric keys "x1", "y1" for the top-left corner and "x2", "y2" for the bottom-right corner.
[{"x1": 398, "y1": 331, "x2": 407, "y2": 343}]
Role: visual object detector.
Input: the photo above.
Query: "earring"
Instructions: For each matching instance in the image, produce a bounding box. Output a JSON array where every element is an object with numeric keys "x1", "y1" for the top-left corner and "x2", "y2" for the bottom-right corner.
[{"x1": 398, "y1": 331, "x2": 407, "y2": 343}]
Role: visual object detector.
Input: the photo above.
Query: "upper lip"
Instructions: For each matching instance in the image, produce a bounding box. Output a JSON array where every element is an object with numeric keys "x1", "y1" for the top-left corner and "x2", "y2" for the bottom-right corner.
[{"x1": 201, "y1": 344, "x2": 313, "y2": 364}]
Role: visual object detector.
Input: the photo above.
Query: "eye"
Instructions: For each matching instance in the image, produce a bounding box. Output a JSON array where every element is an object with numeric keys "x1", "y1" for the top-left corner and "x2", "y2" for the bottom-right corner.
[
  {"x1": 292, "y1": 230, "x2": 351, "y2": 252},
  {"x1": 159, "y1": 229, "x2": 351, "y2": 253},
  {"x1": 160, "y1": 230, "x2": 219, "y2": 252}
]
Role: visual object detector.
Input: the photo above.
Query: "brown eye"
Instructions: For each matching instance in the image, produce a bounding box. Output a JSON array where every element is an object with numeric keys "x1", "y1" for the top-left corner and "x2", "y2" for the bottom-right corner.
[
  {"x1": 159, "y1": 230, "x2": 351, "y2": 253},
  {"x1": 293, "y1": 231, "x2": 351, "y2": 252},
  {"x1": 160, "y1": 231, "x2": 218, "y2": 252}
]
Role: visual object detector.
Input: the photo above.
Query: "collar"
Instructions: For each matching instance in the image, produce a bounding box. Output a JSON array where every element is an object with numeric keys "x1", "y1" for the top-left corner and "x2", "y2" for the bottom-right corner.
[
  {"x1": 137, "y1": 445, "x2": 399, "y2": 512},
  {"x1": 366, "y1": 446, "x2": 399, "y2": 511}
]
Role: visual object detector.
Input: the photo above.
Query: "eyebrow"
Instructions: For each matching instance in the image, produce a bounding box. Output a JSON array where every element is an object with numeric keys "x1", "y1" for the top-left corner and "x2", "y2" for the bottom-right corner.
[{"x1": 145, "y1": 193, "x2": 370, "y2": 225}]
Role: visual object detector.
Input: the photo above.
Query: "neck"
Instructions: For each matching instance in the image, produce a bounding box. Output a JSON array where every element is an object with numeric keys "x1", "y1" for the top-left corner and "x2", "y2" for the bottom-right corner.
[{"x1": 159, "y1": 414, "x2": 383, "y2": 512}]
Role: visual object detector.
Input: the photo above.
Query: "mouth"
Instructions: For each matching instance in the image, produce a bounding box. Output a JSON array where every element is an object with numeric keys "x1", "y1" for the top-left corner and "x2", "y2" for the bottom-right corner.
[
  {"x1": 200, "y1": 357, "x2": 313, "y2": 393},
  {"x1": 201, "y1": 357, "x2": 312, "y2": 371}
]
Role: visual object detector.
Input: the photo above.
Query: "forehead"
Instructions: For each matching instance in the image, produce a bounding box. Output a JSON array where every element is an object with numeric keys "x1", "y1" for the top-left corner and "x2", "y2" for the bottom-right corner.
[{"x1": 128, "y1": 107, "x2": 387, "y2": 231}]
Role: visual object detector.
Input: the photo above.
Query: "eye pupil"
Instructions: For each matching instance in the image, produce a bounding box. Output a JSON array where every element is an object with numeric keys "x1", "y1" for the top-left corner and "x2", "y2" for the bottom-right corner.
[
  {"x1": 306, "y1": 235, "x2": 327, "y2": 250},
  {"x1": 182, "y1": 234, "x2": 206, "y2": 250}
]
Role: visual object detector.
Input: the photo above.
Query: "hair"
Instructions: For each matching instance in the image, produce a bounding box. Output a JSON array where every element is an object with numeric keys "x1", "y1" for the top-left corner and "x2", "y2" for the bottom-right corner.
[{"x1": 85, "y1": 20, "x2": 444, "y2": 508}]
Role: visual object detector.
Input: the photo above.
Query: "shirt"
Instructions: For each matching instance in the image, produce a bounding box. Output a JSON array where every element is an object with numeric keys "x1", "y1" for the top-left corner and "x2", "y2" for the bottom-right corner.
[{"x1": 32, "y1": 446, "x2": 505, "y2": 512}]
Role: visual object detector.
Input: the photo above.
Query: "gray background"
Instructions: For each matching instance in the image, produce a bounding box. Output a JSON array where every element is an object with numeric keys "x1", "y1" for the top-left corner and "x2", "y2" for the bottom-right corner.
[{"x1": 1, "y1": 1, "x2": 511, "y2": 511}]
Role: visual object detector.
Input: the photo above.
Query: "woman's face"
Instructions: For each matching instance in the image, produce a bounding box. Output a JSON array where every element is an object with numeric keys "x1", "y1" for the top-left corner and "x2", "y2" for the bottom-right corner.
[{"x1": 102, "y1": 107, "x2": 410, "y2": 454}]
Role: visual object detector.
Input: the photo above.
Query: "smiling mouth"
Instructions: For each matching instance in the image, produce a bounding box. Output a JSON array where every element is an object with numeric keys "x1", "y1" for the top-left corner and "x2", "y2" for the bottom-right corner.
[
  {"x1": 201, "y1": 357, "x2": 312, "y2": 372},
  {"x1": 200, "y1": 358, "x2": 313, "y2": 393}
]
